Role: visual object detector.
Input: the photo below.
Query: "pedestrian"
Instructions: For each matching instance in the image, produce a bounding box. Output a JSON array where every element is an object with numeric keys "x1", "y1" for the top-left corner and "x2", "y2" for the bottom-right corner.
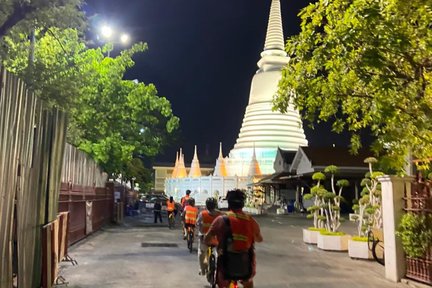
[{"x1": 153, "y1": 200, "x2": 162, "y2": 223}]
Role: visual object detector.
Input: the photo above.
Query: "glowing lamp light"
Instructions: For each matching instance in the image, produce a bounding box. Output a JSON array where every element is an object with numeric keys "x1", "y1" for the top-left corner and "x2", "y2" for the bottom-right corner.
[
  {"x1": 101, "y1": 25, "x2": 113, "y2": 39},
  {"x1": 120, "y1": 34, "x2": 130, "y2": 44}
]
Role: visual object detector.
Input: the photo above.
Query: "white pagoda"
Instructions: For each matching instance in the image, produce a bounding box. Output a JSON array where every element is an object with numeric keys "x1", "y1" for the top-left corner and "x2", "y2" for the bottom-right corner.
[
  {"x1": 226, "y1": 0, "x2": 307, "y2": 175},
  {"x1": 164, "y1": 0, "x2": 308, "y2": 205}
]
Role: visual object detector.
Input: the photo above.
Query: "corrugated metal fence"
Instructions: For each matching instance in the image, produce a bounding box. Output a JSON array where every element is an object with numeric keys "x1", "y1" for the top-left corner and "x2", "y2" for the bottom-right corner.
[
  {"x1": 0, "y1": 66, "x2": 67, "y2": 287},
  {"x1": 58, "y1": 144, "x2": 111, "y2": 245}
]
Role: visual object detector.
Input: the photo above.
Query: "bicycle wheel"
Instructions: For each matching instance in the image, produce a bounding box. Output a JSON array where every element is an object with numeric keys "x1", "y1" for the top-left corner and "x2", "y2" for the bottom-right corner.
[
  {"x1": 207, "y1": 253, "x2": 216, "y2": 286},
  {"x1": 372, "y1": 239, "x2": 385, "y2": 266},
  {"x1": 187, "y1": 231, "x2": 193, "y2": 253},
  {"x1": 168, "y1": 214, "x2": 174, "y2": 229}
]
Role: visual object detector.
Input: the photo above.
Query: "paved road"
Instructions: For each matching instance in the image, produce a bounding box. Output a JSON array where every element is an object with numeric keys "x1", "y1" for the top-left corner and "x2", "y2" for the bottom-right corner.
[{"x1": 61, "y1": 212, "x2": 409, "y2": 288}]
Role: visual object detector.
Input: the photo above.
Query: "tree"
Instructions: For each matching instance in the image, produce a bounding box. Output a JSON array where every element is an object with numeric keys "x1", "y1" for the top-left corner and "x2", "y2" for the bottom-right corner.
[
  {"x1": 352, "y1": 157, "x2": 384, "y2": 237},
  {"x1": 2, "y1": 28, "x2": 88, "y2": 108},
  {"x1": 274, "y1": 0, "x2": 432, "y2": 171},
  {"x1": 2, "y1": 28, "x2": 180, "y2": 178},
  {"x1": 0, "y1": 0, "x2": 84, "y2": 40}
]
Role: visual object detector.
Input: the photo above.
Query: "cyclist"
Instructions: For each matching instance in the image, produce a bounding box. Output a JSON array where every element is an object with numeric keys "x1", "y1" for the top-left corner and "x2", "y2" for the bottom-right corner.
[
  {"x1": 180, "y1": 190, "x2": 191, "y2": 211},
  {"x1": 166, "y1": 196, "x2": 176, "y2": 226},
  {"x1": 204, "y1": 189, "x2": 263, "y2": 288},
  {"x1": 180, "y1": 190, "x2": 192, "y2": 236},
  {"x1": 196, "y1": 197, "x2": 222, "y2": 275},
  {"x1": 182, "y1": 197, "x2": 198, "y2": 240}
]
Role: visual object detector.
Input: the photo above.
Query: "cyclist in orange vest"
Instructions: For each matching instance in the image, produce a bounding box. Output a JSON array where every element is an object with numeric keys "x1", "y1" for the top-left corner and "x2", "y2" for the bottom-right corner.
[
  {"x1": 166, "y1": 196, "x2": 176, "y2": 220},
  {"x1": 180, "y1": 190, "x2": 192, "y2": 237},
  {"x1": 180, "y1": 190, "x2": 191, "y2": 210},
  {"x1": 196, "y1": 197, "x2": 222, "y2": 275},
  {"x1": 204, "y1": 189, "x2": 263, "y2": 288},
  {"x1": 182, "y1": 197, "x2": 198, "y2": 240}
]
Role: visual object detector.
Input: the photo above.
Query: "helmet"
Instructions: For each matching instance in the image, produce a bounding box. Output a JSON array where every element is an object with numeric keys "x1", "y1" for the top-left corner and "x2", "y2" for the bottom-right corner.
[
  {"x1": 205, "y1": 197, "x2": 217, "y2": 210},
  {"x1": 226, "y1": 189, "x2": 245, "y2": 209},
  {"x1": 186, "y1": 189, "x2": 191, "y2": 195},
  {"x1": 188, "y1": 197, "x2": 195, "y2": 206}
]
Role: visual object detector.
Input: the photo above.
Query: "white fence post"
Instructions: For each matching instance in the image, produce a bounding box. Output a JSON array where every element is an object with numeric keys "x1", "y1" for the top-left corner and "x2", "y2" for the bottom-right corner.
[{"x1": 378, "y1": 175, "x2": 412, "y2": 282}]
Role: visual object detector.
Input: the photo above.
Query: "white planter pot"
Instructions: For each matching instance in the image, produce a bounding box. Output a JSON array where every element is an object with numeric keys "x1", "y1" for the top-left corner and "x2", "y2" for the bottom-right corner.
[
  {"x1": 244, "y1": 207, "x2": 259, "y2": 215},
  {"x1": 302, "y1": 229, "x2": 319, "y2": 244},
  {"x1": 276, "y1": 208, "x2": 286, "y2": 215},
  {"x1": 348, "y1": 239, "x2": 373, "y2": 259},
  {"x1": 317, "y1": 234, "x2": 351, "y2": 251}
]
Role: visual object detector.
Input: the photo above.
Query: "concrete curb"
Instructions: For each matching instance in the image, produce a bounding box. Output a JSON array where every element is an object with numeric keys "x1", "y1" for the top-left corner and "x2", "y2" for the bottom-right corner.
[{"x1": 401, "y1": 278, "x2": 432, "y2": 288}]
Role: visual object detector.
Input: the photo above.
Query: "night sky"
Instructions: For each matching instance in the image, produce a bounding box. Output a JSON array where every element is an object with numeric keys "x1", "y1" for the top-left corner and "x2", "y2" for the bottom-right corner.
[{"x1": 84, "y1": 0, "x2": 352, "y2": 164}]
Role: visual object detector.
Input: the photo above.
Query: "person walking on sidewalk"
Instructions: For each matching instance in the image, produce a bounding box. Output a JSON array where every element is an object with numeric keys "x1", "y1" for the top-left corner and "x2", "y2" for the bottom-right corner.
[{"x1": 153, "y1": 200, "x2": 163, "y2": 223}]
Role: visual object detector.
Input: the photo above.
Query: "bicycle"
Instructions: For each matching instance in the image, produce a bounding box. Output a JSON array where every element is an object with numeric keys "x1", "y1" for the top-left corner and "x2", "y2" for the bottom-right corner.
[
  {"x1": 206, "y1": 245, "x2": 217, "y2": 288},
  {"x1": 187, "y1": 226, "x2": 194, "y2": 253},
  {"x1": 367, "y1": 228, "x2": 385, "y2": 266},
  {"x1": 168, "y1": 211, "x2": 175, "y2": 229}
]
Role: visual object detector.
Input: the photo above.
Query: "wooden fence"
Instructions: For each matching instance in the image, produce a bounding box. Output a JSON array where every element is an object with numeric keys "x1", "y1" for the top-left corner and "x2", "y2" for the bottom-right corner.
[
  {"x1": 0, "y1": 67, "x2": 113, "y2": 287},
  {"x1": 0, "y1": 66, "x2": 67, "y2": 288}
]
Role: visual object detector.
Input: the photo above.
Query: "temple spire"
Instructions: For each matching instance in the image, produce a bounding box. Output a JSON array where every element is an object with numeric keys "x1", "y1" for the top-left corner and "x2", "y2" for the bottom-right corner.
[
  {"x1": 214, "y1": 142, "x2": 228, "y2": 177},
  {"x1": 188, "y1": 145, "x2": 202, "y2": 178},
  {"x1": 171, "y1": 151, "x2": 179, "y2": 178},
  {"x1": 176, "y1": 148, "x2": 187, "y2": 178},
  {"x1": 248, "y1": 145, "x2": 262, "y2": 177},
  {"x1": 264, "y1": 0, "x2": 285, "y2": 51},
  {"x1": 257, "y1": 0, "x2": 288, "y2": 71}
]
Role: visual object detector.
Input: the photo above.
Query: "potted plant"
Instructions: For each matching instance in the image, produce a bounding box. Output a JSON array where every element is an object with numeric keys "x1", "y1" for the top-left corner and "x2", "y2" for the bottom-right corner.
[
  {"x1": 397, "y1": 213, "x2": 432, "y2": 258},
  {"x1": 302, "y1": 172, "x2": 326, "y2": 244},
  {"x1": 349, "y1": 157, "x2": 384, "y2": 259},
  {"x1": 316, "y1": 165, "x2": 351, "y2": 251}
]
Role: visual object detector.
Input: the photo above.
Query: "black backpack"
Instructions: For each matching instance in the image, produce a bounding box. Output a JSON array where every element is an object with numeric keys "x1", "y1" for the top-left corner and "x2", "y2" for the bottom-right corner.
[{"x1": 222, "y1": 216, "x2": 253, "y2": 281}]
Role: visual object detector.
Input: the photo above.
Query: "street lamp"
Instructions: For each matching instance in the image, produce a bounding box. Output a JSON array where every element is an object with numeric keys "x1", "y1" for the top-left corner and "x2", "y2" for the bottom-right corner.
[{"x1": 99, "y1": 24, "x2": 130, "y2": 57}]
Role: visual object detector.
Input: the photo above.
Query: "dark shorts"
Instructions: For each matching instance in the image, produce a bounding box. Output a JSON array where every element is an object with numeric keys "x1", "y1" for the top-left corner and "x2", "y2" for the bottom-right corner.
[{"x1": 184, "y1": 223, "x2": 195, "y2": 230}]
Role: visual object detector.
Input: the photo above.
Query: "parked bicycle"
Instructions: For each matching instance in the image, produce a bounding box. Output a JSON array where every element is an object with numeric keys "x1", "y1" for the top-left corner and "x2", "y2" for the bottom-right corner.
[{"x1": 367, "y1": 227, "x2": 385, "y2": 266}]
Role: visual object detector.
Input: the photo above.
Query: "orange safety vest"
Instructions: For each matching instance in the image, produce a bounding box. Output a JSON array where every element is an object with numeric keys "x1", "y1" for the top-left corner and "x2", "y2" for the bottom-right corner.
[
  {"x1": 226, "y1": 211, "x2": 254, "y2": 251},
  {"x1": 184, "y1": 205, "x2": 198, "y2": 225},
  {"x1": 166, "y1": 200, "x2": 175, "y2": 212},
  {"x1": 181, "y1": 195, "x2": 190, "y2": 207},
  {"x1": 201, "y1": 210, "x2": 220, "y2": 234}
]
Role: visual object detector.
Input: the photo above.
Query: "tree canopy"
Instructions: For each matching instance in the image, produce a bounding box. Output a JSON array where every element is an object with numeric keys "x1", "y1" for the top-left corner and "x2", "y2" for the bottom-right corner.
[
  {"x1": 0, "y1": 0, "x2": 84, "y2": 44},
  {"x1": 2, "y1": 27, "x2": 180, "y2": 182},
  {"x1": 274, "y1": 0, "x2": 432, "y2": 171}
]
